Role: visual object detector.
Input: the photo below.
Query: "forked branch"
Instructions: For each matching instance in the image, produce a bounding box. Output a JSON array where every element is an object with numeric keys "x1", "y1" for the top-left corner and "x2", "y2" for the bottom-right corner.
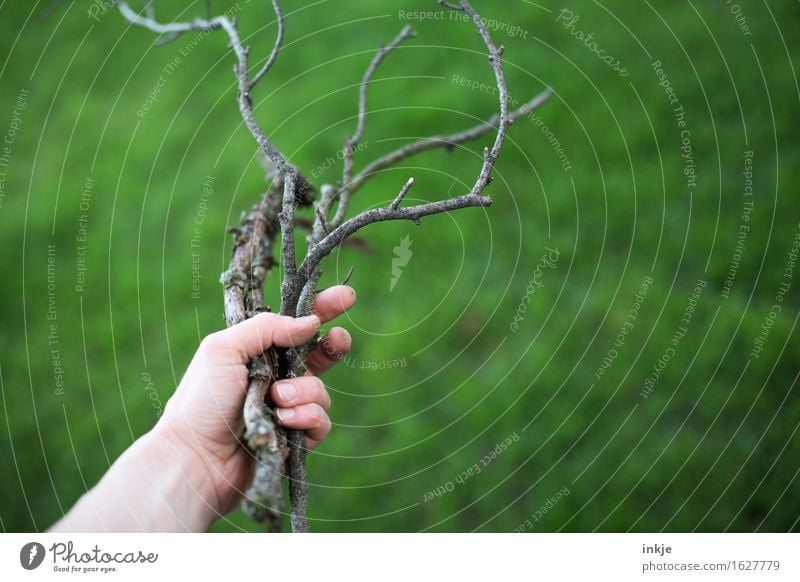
[{"x1": 118, "y1": 0, "x2": 552, "y2": 533}]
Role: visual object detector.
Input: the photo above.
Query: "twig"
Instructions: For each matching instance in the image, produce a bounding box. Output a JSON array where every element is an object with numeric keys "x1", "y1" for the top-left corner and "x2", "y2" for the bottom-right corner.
[
  {"x1": 437, "y1": 0, "x2": 465, "y2": 10},
  {"x1": 390, "y1": 177, "x2": 415, "y2": 210},
  {"x1": 119, "y1": 0, "x2": 552, "y2": 535},
  {"x1": 341, "y1": 266, "x2": 354, "y2": 286},
  {"x1": 332, "y1": 25, "x2": 416, "y2": 229},
  {"x1": 118, "y1": 0, "x2": 314, "y2": 201},
  {"x1": 347, "y1": 88, "x2": 553, "y2": 197},
  {"x1": 459, "y1": 0, "x2": 511, "y2": 191},
  {"x1": 248, "y1": 0, "x2": 285, "y2": 92},
  {"x1": 287, "y1": 0, "x2": 514, "y2": 309},
  {"x1": 297, "y1": 193, "x2": 493, "y2": 291},
  {"x1": 315, "y1": 207, "x2": 331, "y2": 235}
]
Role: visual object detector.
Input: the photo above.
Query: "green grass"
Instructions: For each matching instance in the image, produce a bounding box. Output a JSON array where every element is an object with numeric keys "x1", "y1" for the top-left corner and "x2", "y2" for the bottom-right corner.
[{"x1": 1, "y1": 0, "x2": 799, "y2": 532}]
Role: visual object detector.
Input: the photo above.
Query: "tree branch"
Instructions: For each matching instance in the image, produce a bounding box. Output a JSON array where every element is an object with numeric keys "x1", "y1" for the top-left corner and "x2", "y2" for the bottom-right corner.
[
  {"x1": 220, "y1": 184, "x2": 286, "y2": 531},
  {"x1": 279, "y1": 169, "x2": 299, "y2": 315},
  {"x1": 118, "y1": 0, "x2": 314, "y2": 201},
  {"x1": 248, "y1": 0, "x2": 285, "y2": 92},
  {"x1": 390, "y1": 177, "x2": 415, "y2": 210},
  {"x1": 332, "y1": 25, "x2": 416, "y2": 229},
  {"x1": 347, "y1": 89, "x2": 552, "y2": 198},
  {"x1": 298, "y1": 193, "x2": 493, "y2": 287},
  {"x1": 119, "y1": 0, "x2": 551, "y2": 535},
  {"x1": 288, "y1": 0, "x2": 516, "y2": 307}
]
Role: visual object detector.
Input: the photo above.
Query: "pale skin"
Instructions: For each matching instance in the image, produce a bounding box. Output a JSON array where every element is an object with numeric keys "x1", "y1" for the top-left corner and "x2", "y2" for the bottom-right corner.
[{"x1": 49, "y1": 285, "x2": 356, "y2": 533}]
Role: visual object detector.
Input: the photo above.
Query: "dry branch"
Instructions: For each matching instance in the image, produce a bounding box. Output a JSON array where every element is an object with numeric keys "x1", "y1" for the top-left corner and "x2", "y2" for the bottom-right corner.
[
  {"x1": 333, "y1": 25, "x2": 416, "y2": 229},
  {"x1": 118, "y1": 0, "x2": 551, "y2": 533}
]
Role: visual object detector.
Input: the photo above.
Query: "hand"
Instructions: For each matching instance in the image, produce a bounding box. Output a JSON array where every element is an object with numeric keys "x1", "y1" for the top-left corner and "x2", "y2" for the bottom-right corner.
[
  {"x1": 50, "y1": 285, "x2": 355, "y2": 533},
  {"x1": 156, "y1": 285, "x2": 356, "y2": 517}
]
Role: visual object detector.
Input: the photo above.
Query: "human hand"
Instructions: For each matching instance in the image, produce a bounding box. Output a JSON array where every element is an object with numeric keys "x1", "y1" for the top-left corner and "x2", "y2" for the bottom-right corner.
[
  {"x1": 154, "y1": 285, "x2": 356, "y2": 518},
  {"x1": 49, "y1": 285, "x2": 356, "y2": 533}
]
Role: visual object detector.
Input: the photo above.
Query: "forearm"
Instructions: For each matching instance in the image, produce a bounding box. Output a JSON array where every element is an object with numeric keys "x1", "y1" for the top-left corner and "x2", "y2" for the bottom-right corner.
[{"x1": 49, "y1": 425, "x2": 218, "y2": 533}]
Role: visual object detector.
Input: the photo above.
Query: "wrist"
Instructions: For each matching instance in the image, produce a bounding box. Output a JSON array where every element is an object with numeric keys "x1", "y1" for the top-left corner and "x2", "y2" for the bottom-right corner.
[
  {"x1": 143, "y1": 422, "x2": 222, "y2": 532},
  {"x1": 49, "y1": 425, "x2": 221, "y2": 533}
]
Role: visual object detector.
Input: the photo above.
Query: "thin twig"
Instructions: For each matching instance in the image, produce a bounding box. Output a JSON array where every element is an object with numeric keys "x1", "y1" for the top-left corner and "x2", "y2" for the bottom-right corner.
[
  {"x1": 436, "y1": 0, "x2": 511, "y2": 200},
  {"x1": 437, "y1": 0, "x2": 465, "y2": 11},
  {"x1": 118, "y1": 2, "x2": 221, "y2": 35},
  {"x1": 287, "y1": 0, "x2": 516, "y2": 307},
  {"x1": 315, "y1": 207, "x2": 331, "y2": 235},
  {"x1": 296, "y1": 193, "x2": 493, "y2": 292},
  {"x1": 332, "y1": 25, "x2": 415, "y2": 230},
  {"x1": 248, "y1": 0, "x2": 285, "y2": 91},
  {"x1": 341, "y1": 266, "x2": 354, "y2": 286},
  {"x1": 118, "y1": 0, "x2": 314, "y2": 201},
  {"x1": 347, "y1": 88, "x2": 553, "y2": 197},
  {"x1": 390, "y1": 177, "x2": 415, "y2": 210}
]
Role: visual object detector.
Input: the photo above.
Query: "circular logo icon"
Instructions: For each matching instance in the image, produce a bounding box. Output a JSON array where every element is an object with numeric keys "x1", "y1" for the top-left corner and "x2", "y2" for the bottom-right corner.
[{"x1": 19, "y1": 542, "x2": 45, "y2": 570}]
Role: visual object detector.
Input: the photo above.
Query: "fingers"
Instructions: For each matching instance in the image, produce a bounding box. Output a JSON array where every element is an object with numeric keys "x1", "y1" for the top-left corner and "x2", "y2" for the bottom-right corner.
[
  {"x1": 271, "y1": 376, "x2": 331, "y2": 411},
  {"x1": 272, "y1": 377, "x2": 332, "y2": 448},
  {"x1": 313, "y1": 285, "x2": 356, "y2": 324},
  {"x1": 276, "y1": 403, "x2": 331, "y2": 448},
  {"x1": 305, "y1": 327, "x2": 352, "y2": 376},
  {"x1": 197, "y1": 285, "x2": 355, "y2": 366},
  {"x1": 200, "y1": 313, "x2": 320, "y2": 365}
]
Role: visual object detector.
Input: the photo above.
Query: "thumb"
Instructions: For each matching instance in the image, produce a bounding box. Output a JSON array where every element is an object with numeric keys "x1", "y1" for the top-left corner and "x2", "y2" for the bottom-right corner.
[{"x1": 201, "y1": 313, "x2": 321, "y2": 365}]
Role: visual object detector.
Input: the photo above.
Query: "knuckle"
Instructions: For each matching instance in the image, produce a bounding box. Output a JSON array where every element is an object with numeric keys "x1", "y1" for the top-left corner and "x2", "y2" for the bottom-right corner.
[{"x1": 258, "y1": 312, "x2": 280, "y2": 330}]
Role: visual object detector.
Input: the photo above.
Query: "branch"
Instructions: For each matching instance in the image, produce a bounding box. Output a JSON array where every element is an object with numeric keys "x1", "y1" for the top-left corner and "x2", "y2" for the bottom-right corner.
[
  {"x1": 279, "y1": 169, "x2": 299, "y2": 315},
  {"x1": 118, "y1": 0, "x2": 315, "y2": 201},
  {"x1": 121, "y1": 0, "x2": 552, "y2": 535},
  {"x1": 241, "y1": 351, "x2": 284, "y2": 531},
  {"x1": 220, "y1": 184, "x2": 286, "y2": 531},
  {"x1": 118, "y1": 1, "x2": 221, "y2": 35},
  {"x1": 390, "y1": 177, "x2": 415, "y2": 210},
  {"x1": 298, "y1": 192, "x2": 493, "y2": 286},
  {"x1": 459, "y1": 0, "x2": 510, "y2": 193},
  {"x1": 289, "y1": 0, "x2": 514, "y2": 303},
  {"x1": 437, "y1": 0, "x2": 465, "y2": 10},
  {"x1": 248, "y1": 0, "x2": 285, "y2": 92},
  {"x1": 333, "y1": 25, "x2": 416, "y2": 229},
  {"x1": 348, "y1": 88, "x2": 553, "y2": 195}
]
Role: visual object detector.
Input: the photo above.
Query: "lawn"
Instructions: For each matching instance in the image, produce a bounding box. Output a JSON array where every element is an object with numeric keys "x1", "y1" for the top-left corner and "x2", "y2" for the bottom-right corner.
[{"x1": 1, "y1": 0, "x2": 798, "y2": 532}]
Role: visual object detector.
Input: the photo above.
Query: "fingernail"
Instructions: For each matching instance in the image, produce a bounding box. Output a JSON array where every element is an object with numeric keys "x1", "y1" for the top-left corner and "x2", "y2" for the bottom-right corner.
[
  {"x1": 337, "y1": 327, "x2": 352, "y2": 347},
  {"x1": 277, "y1": 382, "x2": 297, "y2": 403},
  {"x1": 277, "y1": 408, "x2": 296, "y2": 422}
]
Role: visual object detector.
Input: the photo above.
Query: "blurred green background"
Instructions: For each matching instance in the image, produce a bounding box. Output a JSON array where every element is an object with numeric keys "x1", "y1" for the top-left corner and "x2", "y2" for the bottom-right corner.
[{"x1": 1, "y1": 0, "x2": 799, "y2": 532}]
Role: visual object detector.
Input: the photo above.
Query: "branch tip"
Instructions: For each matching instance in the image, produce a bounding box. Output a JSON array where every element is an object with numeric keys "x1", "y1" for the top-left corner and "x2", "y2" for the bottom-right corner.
[
  {"x1": 390, "y1": 177, "x2": 415, "y2": 210},
  {"x1": 342, "y1": 266, "x2": 355, "y2": 286}
]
